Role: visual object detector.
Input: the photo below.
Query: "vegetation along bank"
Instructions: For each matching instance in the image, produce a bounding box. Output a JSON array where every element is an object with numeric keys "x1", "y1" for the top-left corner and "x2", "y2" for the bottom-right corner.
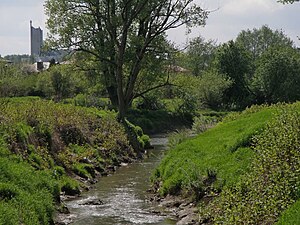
[
  {"x1": 0, "y1": 97, "x2": 149, "y2": 225},
  {"x1": 152, "y1": 103, "x2": 300, "y2": 224}
]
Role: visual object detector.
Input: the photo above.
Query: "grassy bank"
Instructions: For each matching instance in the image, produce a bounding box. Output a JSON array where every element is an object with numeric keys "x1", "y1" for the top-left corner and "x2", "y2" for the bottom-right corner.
[
  {"x1": 153, "y1": 103, "x2": 300, "y2": 223},
  {"x1": 0, "y1": 97, "x2": 139, "y2": 224}
]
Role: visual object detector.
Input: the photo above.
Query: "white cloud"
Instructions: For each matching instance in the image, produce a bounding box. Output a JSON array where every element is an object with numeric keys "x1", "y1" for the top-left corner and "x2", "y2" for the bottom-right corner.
[
  {"x1": 221, "y1": 0, "x2": 282, "y2": 15},
  {"x1": 0, "y1": 1, "x2": 46, "y2": 55},
  {"x1": 168, "y1": 0, "x2": 300, "y2": 47},
  {"x1": 0, "y1": 0, "x2": 299, "y2": 56}
]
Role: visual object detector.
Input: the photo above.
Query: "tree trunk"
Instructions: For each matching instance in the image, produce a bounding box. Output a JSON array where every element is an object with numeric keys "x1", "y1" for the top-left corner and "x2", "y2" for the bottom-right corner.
[
  {"x1": 116, "y1": 58, "x2": 126, "y2": 121},
  {"x1": 106, "y1": 85, "x2": 119, "y2": 107}
]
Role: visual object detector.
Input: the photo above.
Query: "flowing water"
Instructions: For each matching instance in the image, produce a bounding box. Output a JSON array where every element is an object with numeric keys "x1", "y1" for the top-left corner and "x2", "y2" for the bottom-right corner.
[{"x1": 65, "y1": 135, "x2": 176, "y2": 225}]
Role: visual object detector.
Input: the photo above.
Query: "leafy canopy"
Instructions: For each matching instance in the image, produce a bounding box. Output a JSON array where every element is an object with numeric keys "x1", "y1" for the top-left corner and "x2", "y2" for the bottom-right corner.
[
  {"x1": 45, "y1": 0, "x2": 209, "y2": 119},
  {"x1": 235, "y1": 25, "x2": 294, "y2": 60}
]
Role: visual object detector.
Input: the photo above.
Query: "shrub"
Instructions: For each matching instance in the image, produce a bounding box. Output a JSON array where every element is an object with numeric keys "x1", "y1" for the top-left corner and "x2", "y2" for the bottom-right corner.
[{"x1": 206, "y1": 106, "x2": 300, "y2": 224}]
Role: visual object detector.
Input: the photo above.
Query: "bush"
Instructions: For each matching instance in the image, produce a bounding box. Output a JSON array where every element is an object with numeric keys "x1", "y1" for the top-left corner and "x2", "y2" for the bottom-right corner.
[
  {"x1": 206, "y1": 105, "x2": 300, "y2": 224},
  {"x1": 134, "y1": 94, "x2": 166, "y2": 110},
  {"x1": 125, "y1": 119, "x2": 150, "y2": 149}
]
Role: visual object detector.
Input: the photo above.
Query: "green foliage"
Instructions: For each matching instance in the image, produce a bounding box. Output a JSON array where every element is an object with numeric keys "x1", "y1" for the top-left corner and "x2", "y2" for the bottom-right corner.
[
  {"x1": 251, "y1": 46, "x2": 300, "y2": 104},
  {"x1": 277, "y1": 199, "x2": 300, "y2": 224},
  {"x1": 60, "y1": 176, "x2": 80, "y2": 196},
  {"x1": 167, "y1": 129, "x2": 191, "y2": 150},
  {"x1": 125, "y1": 119, "x2": 150, "y2": 149},
  {"x1": 192, "y1": 114, "x2": 218, "y2": 134},
  {"x1": 154, "y1": 104, "x2": 276, "y2": 198},
  {"x1": 0, "y1": 63, "x2": 38, "y2": 97},
  {"x1": 0, "y1": 97, "x2": 135, "y2": 224},
  {"x1": 214, "y1": 41, "x2": 253, "y2": 109},
  {"x1": 203, "y1": 103, "x2": 300, "y2": 224},
  {"x1": 72, "y1": 94, "x2": 110, "y2": 109},
  {"x1": 3, "y1": 54, "x2": 32, "y2": 64},
  {"x1": 185, "y1": 36, "x2": 217, "y2": 76},
  {"x1": 52, "y1": 166, "x2": 65, "y2": 179},
  {"x1": 236, "y1": 25, "x2": 294, "y2": 60},
  {"x1": 169, "y1": 69, "x2": 232, "y2": 112},
  {"x1": 127, "y1": 109, "x2": 192, "y2": 134},
  {"x1": 72, "y1": 163, "x2": 94, "y2": 179},
  {"x1": 36, "y1": 65, "x2": 88, "y2": 100},
  {"x1": 172, "y1": 73, "x2": 199, "y2": 114},
  {"x1": 0, "y1": 157, "x2": 58, "y2": 225},
  {"x1": 196, "y1": 70, "x2": 232, "y2": 109},
  {"x1": 134, "y1": 94, "x2": 166, "y2": 111},
  {"x1": 140, "y1": 134, "x2": 151, "y2": 149}
]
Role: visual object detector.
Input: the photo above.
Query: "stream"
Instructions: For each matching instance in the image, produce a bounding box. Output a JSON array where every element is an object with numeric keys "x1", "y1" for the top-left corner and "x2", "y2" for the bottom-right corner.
[{"x1": 64, "y1": 135, "x2": 177, "y2": 225}]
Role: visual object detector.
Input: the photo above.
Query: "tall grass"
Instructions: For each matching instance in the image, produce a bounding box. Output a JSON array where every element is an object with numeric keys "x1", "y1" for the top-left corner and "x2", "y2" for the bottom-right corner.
[
  {"x1": 154, "y1": 105, "x2": 276, "y2": 197},
  {"x1": 206, "y1": 104, "x2": 300, "y2": 224},
  {"x1": 154, "y1": 102, "x2": 300, "y2": 223},
  {"x1": 0, "y1": 157, "x2": 58, "y2": 225},
  {"x1": 0, "y1": 97, "x2": 135, "y2": 224}
]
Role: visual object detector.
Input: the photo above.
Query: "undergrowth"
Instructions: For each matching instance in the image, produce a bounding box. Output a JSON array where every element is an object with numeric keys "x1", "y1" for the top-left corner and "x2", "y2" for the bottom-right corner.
[
  {"x1": 153, "y1": 104, "x2": 276, "y2": 198},
  {"x1": 203, "y1": 105, "x2": 300, "y2": 224},
  {"x1": 0, "y1": 97, "x2": 135, "y2": 224},
  {"x1": 153, "y1": 102, "x2": 300, "y2": 224}
]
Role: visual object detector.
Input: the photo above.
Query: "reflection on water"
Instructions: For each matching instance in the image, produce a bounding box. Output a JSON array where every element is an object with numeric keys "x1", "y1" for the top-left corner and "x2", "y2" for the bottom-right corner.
[{"x1": 66, "y1": 135, "x2": 176, "y2": 225}]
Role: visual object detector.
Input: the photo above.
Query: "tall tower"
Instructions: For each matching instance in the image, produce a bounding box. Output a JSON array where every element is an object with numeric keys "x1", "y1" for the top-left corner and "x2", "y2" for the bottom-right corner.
[{"x1": 30, "y1": 20, "x2": 43, "y2": 57}]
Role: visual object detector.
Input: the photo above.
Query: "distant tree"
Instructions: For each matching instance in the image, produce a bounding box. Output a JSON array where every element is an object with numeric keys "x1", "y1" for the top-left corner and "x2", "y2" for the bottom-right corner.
[
  {"x1": 196, "y1": 69, "x2": 232, "y2": 109},
  {"x1": 251, "y1": 46, "x2": 300, "y2": 104},
  {"x1": 235, "y1": 25, "x2": 294, "y2": 61},
  {"x1": 213, "y1": 41, "x2": 252, "y2": 109},
  {"x1": 4, "y1": 54, "x2": 32, "y2": 64},
  {"x1": 45, "y1": 0, "x2": 208, "y2": 120},
  {"x1": 185, "y1": 36, "x2": 217, "y2": 76}
]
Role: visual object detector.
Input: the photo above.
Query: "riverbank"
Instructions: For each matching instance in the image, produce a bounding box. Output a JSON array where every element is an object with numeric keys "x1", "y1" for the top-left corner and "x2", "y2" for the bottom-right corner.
[
  {"x1": 0, "y1": 97, "x2": 146, "y2": 225},
  {"x1": 57, "y1": 134, "x2": 177, "y2": 225},
  {"x1": 152, "y1": 103, "x2": 300, "y2": 224}
]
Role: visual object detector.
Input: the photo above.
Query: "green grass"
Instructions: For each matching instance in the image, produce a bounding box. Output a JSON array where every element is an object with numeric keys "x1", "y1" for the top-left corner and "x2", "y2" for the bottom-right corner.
[
  {"x1": 154, "y1": 102, "x2": 300, "y2": 223},
  {"x1": 0, "y1": 156, "x2": 59, "y2": 225},
  {"x1": 154, "y1": 105, "x2": 277, "y2": 196},
  {"x1": 206, "y1": 104, "x2": 300, "y2": 224},
  {"x1": 0, "y1": 96, "x2": 136, "y2": 224},
  {"x1": 277, "y1": 200, "x2": 300, "y2": 225}
]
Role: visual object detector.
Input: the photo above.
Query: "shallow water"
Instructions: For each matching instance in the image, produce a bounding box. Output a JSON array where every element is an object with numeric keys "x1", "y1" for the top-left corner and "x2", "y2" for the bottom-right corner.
[{"x1": 65, "y1": 135, "x2": 176, "y2": 225}]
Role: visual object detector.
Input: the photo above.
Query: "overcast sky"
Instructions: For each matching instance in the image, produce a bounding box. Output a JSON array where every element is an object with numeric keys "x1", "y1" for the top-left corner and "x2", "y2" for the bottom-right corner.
[{"x1": 0, "y1": 0, "x2": 299, "y2": 56}]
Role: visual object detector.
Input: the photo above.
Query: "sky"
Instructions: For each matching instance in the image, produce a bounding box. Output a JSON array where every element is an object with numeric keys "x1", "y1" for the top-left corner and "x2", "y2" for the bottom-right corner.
[{"x1": 0, "y1": 0, "x2": 299, "y2": 56}]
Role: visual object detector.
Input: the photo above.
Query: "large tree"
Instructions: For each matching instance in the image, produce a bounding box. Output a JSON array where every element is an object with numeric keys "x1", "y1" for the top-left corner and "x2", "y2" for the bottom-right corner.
[
  {"x1": 235, "y1": 25, "x2": 294, "y2": 61},
  {"x1": 214, "y1": 41, "x2": 252, "y2": 109},
  {"x1": 45, "y1": 0, "x2": 208, "y2": 119},
  {"x1": 252, "y1": 46, "x2": 300, "y2": 104},
  {"x1": 185, "y1": 36, "x2": 217, "y2": 76}
]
